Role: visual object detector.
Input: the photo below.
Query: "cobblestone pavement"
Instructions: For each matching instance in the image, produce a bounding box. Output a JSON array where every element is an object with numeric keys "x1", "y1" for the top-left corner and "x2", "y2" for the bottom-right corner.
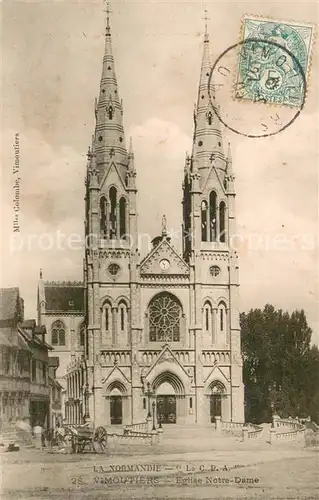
[{"x1": 2, "y1": 444, "x2": 318, "y2": 500}]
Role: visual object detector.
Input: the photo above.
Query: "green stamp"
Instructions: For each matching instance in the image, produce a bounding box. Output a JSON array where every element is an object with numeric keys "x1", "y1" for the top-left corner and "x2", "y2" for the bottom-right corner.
[{"x1": 236, "y1": 17, "x2": 314, "y2": 107}]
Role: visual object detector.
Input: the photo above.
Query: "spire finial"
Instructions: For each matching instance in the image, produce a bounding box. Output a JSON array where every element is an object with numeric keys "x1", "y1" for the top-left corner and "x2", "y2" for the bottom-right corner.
[
  {"x1": 203, "y1": 9, "x2": 210, "y2": 40},
  {"x1": 103, "y1": 0, "x2": 112, "y2": 32},
  {"x1": 162, "y1": 214, "x2": 167, "y2": 236},
  {"x1": 39, "y1": 268, "x2": 43, "y2": 279}
]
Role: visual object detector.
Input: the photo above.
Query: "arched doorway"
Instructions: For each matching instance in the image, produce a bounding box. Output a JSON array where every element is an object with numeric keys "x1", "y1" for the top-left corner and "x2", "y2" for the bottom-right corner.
[
  {"x1": 209, "y1": 381, "x2": 225, "y2": 423},
  {"x1": 156, "y1": 381, "x2": 176, "y2": 424},
  {"x1": 109, "y1": 387, "x2": 123, "y2": 425},
  {"x1": 153, "y1": 372, "x2": 185, "y2": 425}
]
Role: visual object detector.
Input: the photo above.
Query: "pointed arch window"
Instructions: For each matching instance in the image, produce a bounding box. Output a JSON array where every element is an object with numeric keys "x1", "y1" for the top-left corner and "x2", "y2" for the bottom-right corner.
[
  {"x1": 207, "y1": 111, "x2": 213, "y2": 126},
  {"x1": 109, "y1": 187, "x2": 117, "y2": 239},
  {"x1": 51, "y1": 320, "x2": 65, "y2": 346},
  {"x1": 219, "y1": 201, "x2": 226, "y2": 243},
  {"x1": 100, "y1": 196, "x2": 107, "y2": 236},
  {"x1": 149, "y1": 292, "x2": 182, "y2": 342},
  {"x1": 103, "y1": 300, "x2": 113, "y2": 343},
  {"x1": 203, "y1": 301, "x2": 213, "y2": 333},
  {"x1": 209, "y1": 191, "x2": 217, "y2": 242},
  {"x1": 218, "y1": 301, "x2": 227, "y2": 343},
  {"x1": 119, "y1": 197, "x2": 127, "y2": 239},
  {"x1": 201, "y1": 200, "x2": 208, "y2": 242},
  {"x1": 118, "y1": 300, "x2": 128, "y2": 341}
]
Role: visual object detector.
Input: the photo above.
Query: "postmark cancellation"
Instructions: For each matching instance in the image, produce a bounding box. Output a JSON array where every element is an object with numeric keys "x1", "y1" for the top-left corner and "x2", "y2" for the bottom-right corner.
[{"x1": 236, "y1": 16, "x2": 315, "y2": 108}]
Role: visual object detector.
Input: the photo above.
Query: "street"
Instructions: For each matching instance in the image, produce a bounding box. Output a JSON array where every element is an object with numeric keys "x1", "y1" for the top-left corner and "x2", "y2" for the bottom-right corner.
[{"x1": 2, "y1": 444, "x2": 318, "y2": 499}]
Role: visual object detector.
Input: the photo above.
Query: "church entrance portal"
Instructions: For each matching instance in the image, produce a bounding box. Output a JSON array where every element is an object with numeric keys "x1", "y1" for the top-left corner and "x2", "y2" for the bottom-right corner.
[
  {"x1": 157, "y1": 395, "x2": 176, "y2": 424},
  {"x1": 110, "y1": 395, "x2": 122, "y2": 425},
  {"x1": 209, "y1": 382, "x2": 225, "y2": 423},
  {"x1": 210, "y1": 394, "x2": 221, "y2": 422},
  {"x1": 156, "y1": 380, "x2": 177, "y2": 424}
]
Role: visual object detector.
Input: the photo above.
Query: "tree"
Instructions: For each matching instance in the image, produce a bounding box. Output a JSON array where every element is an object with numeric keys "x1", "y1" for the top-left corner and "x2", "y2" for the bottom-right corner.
[{"x1": 240, "y1": 305, "x2": 318, "y2": 423}]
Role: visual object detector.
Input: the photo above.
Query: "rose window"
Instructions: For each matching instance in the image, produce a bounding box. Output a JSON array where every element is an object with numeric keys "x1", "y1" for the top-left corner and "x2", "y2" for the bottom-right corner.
[{"x1": 149, "y1": 292, "x2": 181, "y2": 342}]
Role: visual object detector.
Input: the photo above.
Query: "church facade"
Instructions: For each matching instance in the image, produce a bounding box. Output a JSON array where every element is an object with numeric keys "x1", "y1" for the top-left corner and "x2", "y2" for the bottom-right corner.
[{"x1": 64, "y1": 13, "x2": 244, "y2": 427}]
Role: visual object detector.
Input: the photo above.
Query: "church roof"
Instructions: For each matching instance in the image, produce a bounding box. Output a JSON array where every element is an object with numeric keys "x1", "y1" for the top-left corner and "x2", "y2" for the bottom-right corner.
[
  {"x1": 0, "y1": 287, "x2": 24, "y2": 322},
  {"x1": 43, "y1": 282, "x2": 84, "y2": 313}
]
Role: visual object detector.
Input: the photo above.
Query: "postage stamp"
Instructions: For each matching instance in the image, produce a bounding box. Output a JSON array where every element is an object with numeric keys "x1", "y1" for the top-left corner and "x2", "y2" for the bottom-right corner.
[{"x1": 235, "y1": 16, "x2": 315, "y2": 107}]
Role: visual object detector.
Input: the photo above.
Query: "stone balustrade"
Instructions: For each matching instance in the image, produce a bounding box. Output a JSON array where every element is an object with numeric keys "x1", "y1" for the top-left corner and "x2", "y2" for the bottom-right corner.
[
  {"x1": 222, "y1": 421, "x2": 244, "y2": 430},
  {"x1": 221, "y1": 421, "x2": 244, "y2": 436},
  {"x1": 246, "y1": 423, "x2": 263, "y2": 439},
  {"x1": 124, "y1": 422, "x2": 148, "y2": 432},
  {"x1": 107, "y1": 430, "x2": 159, "y2": 445},
  {"x1": 270, "y1": 415, "x2": 306, "y2": 444}
]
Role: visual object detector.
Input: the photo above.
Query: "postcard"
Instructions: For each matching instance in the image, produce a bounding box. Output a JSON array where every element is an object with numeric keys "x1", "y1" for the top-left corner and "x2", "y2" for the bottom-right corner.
[{"x1": 1, "y1": 1, "x2": 318, "y2": 499}]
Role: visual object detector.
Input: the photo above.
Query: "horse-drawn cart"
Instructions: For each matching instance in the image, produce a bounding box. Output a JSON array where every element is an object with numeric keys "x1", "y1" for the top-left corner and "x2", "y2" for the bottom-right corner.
[{"x1": 55, "y1": 424, "x2": 107, "y2": 453}]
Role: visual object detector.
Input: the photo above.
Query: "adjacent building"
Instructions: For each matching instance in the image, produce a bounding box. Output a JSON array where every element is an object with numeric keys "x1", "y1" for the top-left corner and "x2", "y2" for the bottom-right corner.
[
  {"x1": 19, "y1": 320, "x2": 51, "y2": 428},
  {"x1": 0, "y1": 288, "x2": 31, "y2": 426},
  {"x1": 48, "y1": 357, "x2": 63, "y2": 428},
  {"x1": 0, "y1": 288, "x2": 53, "y2": 430},
  {"x1": 37, "y1": 273, "x2": 85, "y2": 417},
  {"x1": 63, "y1": 12, "x2": 244, "y2": 427}
]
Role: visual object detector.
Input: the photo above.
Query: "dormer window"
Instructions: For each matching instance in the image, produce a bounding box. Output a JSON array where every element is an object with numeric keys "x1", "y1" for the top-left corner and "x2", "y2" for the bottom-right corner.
[
  {"x1": 108, "y1": 106, "x2": 114, "y2": 120},
  {"x1": 208, "y1": 111, "x2": 213, "y2": 125}
]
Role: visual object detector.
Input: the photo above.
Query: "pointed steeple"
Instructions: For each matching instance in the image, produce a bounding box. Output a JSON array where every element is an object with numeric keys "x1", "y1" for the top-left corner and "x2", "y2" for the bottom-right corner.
[
  {"x1": 192, "y1": 12, "x2": 225, "y2": 185},
  {"x1": 94, "y1": 2, "x2": 127, "y2": 181}
]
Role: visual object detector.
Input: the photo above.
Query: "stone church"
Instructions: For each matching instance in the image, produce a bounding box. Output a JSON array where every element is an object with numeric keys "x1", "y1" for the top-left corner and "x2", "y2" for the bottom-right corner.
[{"x1": 40, "y1": 11, "x2": 244, "y2": 427}]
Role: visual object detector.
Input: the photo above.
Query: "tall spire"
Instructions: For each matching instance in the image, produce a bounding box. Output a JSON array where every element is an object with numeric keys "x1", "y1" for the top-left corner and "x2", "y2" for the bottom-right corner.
[
  {"x1": 94, "y1": 1, "x2": 127, "y2": 181},
  {"x1": 192, "y1": 12, "x2": 225, "y2": 185}
]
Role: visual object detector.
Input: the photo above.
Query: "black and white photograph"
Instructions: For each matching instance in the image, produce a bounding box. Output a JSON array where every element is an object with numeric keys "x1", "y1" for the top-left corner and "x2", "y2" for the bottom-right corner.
[{"x1": 1, "y1": 0, "x2": 318, "y2": 498}]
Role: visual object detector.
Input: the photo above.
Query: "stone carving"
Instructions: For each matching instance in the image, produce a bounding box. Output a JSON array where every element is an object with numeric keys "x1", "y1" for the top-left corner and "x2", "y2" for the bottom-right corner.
[
  {"x1": 140, "y1": 240, "x2": 189, "y2": 275},
  {"x1": 200, "y1": 252, "x2": 229, "y2": 261},
  {"x1": 99, "y1": 250, "x2": 130, "y2": 259}
]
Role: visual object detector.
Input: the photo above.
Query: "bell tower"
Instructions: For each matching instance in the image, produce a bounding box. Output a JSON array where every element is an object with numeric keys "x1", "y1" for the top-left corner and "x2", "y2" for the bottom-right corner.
[
  {"x1": 84, "y1": 2, "x2": 139, "y2": 424},
  {"x1": 182, "y1": 16, "x2": 244, "y2": 423}
]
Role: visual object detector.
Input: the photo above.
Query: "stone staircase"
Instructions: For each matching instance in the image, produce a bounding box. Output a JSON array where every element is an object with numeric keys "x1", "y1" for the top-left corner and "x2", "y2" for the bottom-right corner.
[
  {"x1": 158, "y1": 424, "x2": 239, "y2": 450},
  {"x1": 0, "y1": 424, "x2": 34, "y2": 451}
]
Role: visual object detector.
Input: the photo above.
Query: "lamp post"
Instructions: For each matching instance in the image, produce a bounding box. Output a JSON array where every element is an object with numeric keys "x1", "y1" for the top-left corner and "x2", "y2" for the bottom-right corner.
[
  {"x1": 145, "y1": 382, "x2": 153, "y2": 419},
  {"x1": 84, "y1": 385, "x2": 90, "y2": 421},
  {"x1": 152, "y1": 401, "x2": 156, "y2": 431}
]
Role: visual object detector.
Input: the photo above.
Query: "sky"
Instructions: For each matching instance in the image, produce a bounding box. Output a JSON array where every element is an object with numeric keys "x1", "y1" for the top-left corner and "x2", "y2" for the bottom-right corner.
[{"x1": 2, "y1": 0, "x2": 318, "y2": 344}]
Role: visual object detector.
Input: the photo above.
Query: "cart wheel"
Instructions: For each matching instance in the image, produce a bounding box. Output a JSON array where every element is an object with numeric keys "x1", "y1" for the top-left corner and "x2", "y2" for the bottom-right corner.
[{"x1": 93, "y1": 426, "x2": 107, "y2": 453}]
